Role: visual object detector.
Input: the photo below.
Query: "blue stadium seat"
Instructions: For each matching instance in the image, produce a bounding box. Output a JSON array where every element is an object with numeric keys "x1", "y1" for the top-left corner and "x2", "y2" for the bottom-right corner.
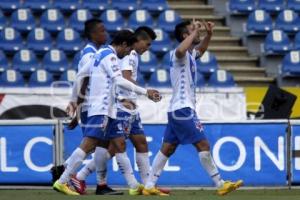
[
  {"x1": 11, "y1": 9, "x2": 35, "y2": 33},
  {"x1": 28, "y1": 69, "x2": 53, "y2": 87},
  {"x1": 53, "y1": 0, "x2": 80, "y2": 13},
  {"x1": 148, "y1": 68, "x2": 171, "y2": 87},
  {"x1": 0, "y1": 27, "x2": 23, "y2": 54},
  {"x1": 40, "y1": 9, "x2": 65, "y2": 34},
  {"x1": 157, "y1": 10, "x2": 181, "y2": 33},
  {"x1": 275, "y1": 10, "x2": 300, "y2": 33},
  {"x1": 111, "y1": 0, "x2": 138, "y2": 14},
  {"x1": 82, "y1": 0, "x2": 109, "y2": 12},
  {"x1": 43, "y1": 49, "x2": 68, "y2": 73},
  {"x1": 0, "y1": 50, "x2": 9, "y2": 73},
  {"x1": 72, "y1": 51, "x2": 81, "y2": 69},
  {"x1": 140, "y1": 0, "x2": 169, "y2": 15},
  {"x1": 100, "y1": 9, "x2": 124, "y2": 33},
  {"x1": 197, "y1": 51, "x2": 218, "y2": 75},
  {"x1": 246, "y1": 10, "x2": 272, "y2": 34},
  {"x1": 161, "y1": 51, "x2": 171, "y2": 69},
  {"x1": 69, "y1": 9, "x2": 93, "y2": 33},
  {"x1": 56, "y1": 28, "x2": 83, "y2": 54},
  {"x1": 257, "y1": 0, "x2": 284, "y2": 13},
  {"x1": 281, "y1": 51, "x2": 300, "y2": 75},
  {"x1": 293, "y1": 32, "x2": 300, "y2": 50},
  {"x1": 229, "y1": 0, "x2": 255, "y2": 14},
  {"x1": 264, "y1": 30, "x2": 292, "y2": 54},
  {"x1": 136, "y1": 73, "x2": 146, "y2": 86},
  {"x1": 287, "y1": 0, "x2": 300, "y2": 12},
  {"x1": 27, "y1": 28, "x2": 52, "y2": 55},
  {"x1": 12, "y1": 49, "x2": 39, "y2": 73},
  {"x1": 139, "y1": 50, "x2": 158, "y2": 73},
  {"x1": 127, "y1": 10, "x2": 154, "y2": 30},
  {"x1": 23, "y1": 0, "x2": 51, "y2": 13},
  {"x1": 0, "y1": 0, "x2": 21, "y2": 13},
  {"x1": 207, "y1": 70, "x2": 235, "y2": 87},
  {"x1": 0, "y1": 69, "x2": 25, "y2": 87},
  {"x1": 150, "y1": 28, "x2": 172, "y2": 55},
  {"x1": 59, "y1": 69, "x2": 76, "y2": 83},
  {"x1": 0, "y1": 9, "x2": 7, "y2": 31},
  {"x1": 196, "y1": 72, "x2": 206, "y2": 87}
]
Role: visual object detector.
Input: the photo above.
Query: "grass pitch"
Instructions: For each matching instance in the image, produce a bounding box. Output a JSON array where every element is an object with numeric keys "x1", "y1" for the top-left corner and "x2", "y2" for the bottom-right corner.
[{"x1": 0, "y1": 189, "x2": 299, "y2": 200}]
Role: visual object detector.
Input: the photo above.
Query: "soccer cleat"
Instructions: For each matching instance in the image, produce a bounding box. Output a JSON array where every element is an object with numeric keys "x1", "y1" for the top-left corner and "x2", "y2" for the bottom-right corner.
[
  {"x1": 53, "y1": 180, "x2": 79, "y2": 195},
  {"x1": 142, "y1": 187, "x2": 169, "y2": 196},
  {"x1": 217, "y1": 180, "x2": 243, "y2": 196},
  {"x1": 96, "y1": 184, "x2": 124, "y2": 195},
  {"x1": 70, "y1": 175, "x2": 87, "y2": 195},
  {"x1": 129, "y1": 184, "x2": 144, "y2": 195}
]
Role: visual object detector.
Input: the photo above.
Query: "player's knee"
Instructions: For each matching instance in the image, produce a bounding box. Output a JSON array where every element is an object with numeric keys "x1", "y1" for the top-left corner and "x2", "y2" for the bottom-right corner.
[
  {"x1": 161, "y1": 145, "x2": 177, "y2": 157},
  {"x1": 135, "y1": 140, "x2": 148, "y2": 153}
]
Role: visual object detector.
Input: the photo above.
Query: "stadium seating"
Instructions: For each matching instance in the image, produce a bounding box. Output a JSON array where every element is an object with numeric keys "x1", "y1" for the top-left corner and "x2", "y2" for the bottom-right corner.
[
  {"x1": 69, "y1": 9, "x2": 93, "y2": 33},
  {"x1": 207, "y1": 70, "x2": 236, "y2": 87},
  {"x1": 23, "y1": 0, "x2": 51, "y2": 13},
  {"x1": 11, "y1": 9, "x2": 35, "y2": 33},
  {"x1": 27, "y1": 28, "x2": 52, "y2": 55},
  {"x1": 0, "y1": 9, "x2": 6, "y2": 31},
  {"x1": 157, "y1": 10, "x2": 181, "y2": 33},
  {"x1": 127, "y1": 10, "x2": 154, "y2": 30},
  {"x1": 111, "y1": 0, "x2": 138, "y2": 14},
  {"x1": 59, "y1": 69, "x2": 76, "y2": 83},
  {"x1": 52, "y1": 0, "x2": 80, "y2": 13},
  {"x1": 148, "y1": 68, "x2": 171, "y2": 87},
  {"x1": 0, "y1": 69, "x2": 25, "y2": 87},
  {"x1": 43, "y1": 49, "x2": 68, "y2": 73},
  {"x1": 294, "y1": 31, "x2": 300, "y2": 50},
  {"x1": 28, "y1": 69, "x2": 53, "y2": 87},
  {"x1": 229, "y1": 0, "x2": 256, "y2": 14},
  {"x1": 0, "y1": 27, "x2": 23, "y2": 54},
  {"x1": 281, "y1": 50, "x2": 300, "y2": 76},
  {"x1": 56, "y1": 28, "x2": 83, "y2": 54},
  {"x1": 287, "y1": 0, "x2": 300, "y2": 12},
  {"x1": 246, "y1": 10, "x2": 272, "y2": 34},
  {"x1": 275, "y1": 10, "x2": 300, "y2": 34},
  {"x1": 82, "y1": 0, "x2": 109, "y2": 12},
  {"x1": 139, "y1": 50, "x2": 158, "y2": 73},
  {"x1": 150, "y1": 28, "x2": 172, "y2": 55},
  {"x1": 137, "y1": 72, "x2": 147, "y2": 86},
  {"x1": 100, "y1": 9, "x2": 125, "y2": 33},
  {"x1": 40, "y1": 9, "x2": 65, "y2": 34},
  {"x1": 12, "y1": 49, "x2": 39, "y2": 73},
  {"x1": 196, "y1": 72, "x2": 206, "y2": 87},
  {"x1": 0, "y1": 0, "x2": 21, "y2": 13},
  {"x1": 72, "y1": 51, "x2": 81, "y2": 69},
  {"x1": 264, "y1": 30, "x2": 292, "y2": 54},
  {"x1": 140, "y1": 0, "x2": 169, "y2": 15},
  {"x1": 257, "y1": 0, "x2": 284, "y2": 13},
  {"x1": 197, "y1": 51, "x2": 219, "y2": 75},
  {"x1": 0, "y1": 50, "x2": 9, "y2": 73}
]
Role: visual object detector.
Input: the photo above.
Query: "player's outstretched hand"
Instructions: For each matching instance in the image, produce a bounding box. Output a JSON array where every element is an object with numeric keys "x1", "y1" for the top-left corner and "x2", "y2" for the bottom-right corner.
[
  {"x1": 147, "y1": 89, "x2": 162, "y2": 102},
  {"x1": 66, "y1": 101, "x2": 77, "y2": 117},
  {"x1": 201, "y1": 20, "x2": 215, "y2": 36}
]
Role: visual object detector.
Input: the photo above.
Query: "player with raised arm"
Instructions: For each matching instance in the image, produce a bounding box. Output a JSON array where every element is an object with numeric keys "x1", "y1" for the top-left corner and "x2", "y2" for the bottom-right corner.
[
  {"x1": 142, "y1": 20, "x2": 243, "y2": 196},
  {"x1": 53, "y1": 30, "x2": 161, "y2": 195}
]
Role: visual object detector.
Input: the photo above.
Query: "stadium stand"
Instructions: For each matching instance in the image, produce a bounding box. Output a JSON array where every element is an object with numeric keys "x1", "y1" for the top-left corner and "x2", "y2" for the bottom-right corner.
[
  {"x1": 196, "y1": 51, "x2": 219, "y2": 76},
  {"x1": 148, "y1": 68, "x2": 171, "y2": 87},
  {"x1": 264, "y1": 30, "x2": 292, "y2": 55},
  {"x1": 0, "y1": 50, "x2": 9, "y2": 73},
  {"x1": 0, "y1": 27, "x2": 23, "y2": 54},
  {"x1": 28, "y1": 69, "x2": 53, "y2": 87},
  {"x1": 69, "y1": 9, "x2": 93, "y2": 33},
  {"x1": 40, "y1": 9, "x2": 65, "y2": 34},
  {"x1": 281, "y1": 51, "x2": 300, "y2": 76},
  {"x1": 27, "y1": 28, "x2": 52, "y2": 55},
  {"x1": 257, "y1": 0, "x2": 284, "y2": 13},
  {"x1": 12, "y1": 49, "x2": 39, "y2": 73},
  {"x1": 207, "y1": 70, "x2": 236, "y2": 87},
  {"x1": 52, "y1": 0, "x2": 80, "y2": 14},
  {"x1": 229, "y1": 0, "x2": 255, "y2": 14},
  {"x1": 140, "y1": 0, "x2": 169, "y2": 15},
  {"x1": 127, "y1": 9, "x2": 154, "y2": 30},
  {"x1": 287, "y1": 0, "x2": 300, "y2": 12},
  {"x1": 0, "y1": 0, "x2": 21, "y2": 13},
  {"x1": 0, "y1": 9, "x2": 6, "y2": 31},
  {"x1": 274, "y1": 9, "x2": 300, "y2": 34},
  {"x1": 139, "y1": 50, "x2": 158, "y2": 74},
  {"x1": 11, "y1": 9, "x2": 35, "y2": 33},
  {"x1": 56, "y1": 28, "x2": 83, "y2": 55},
  {"x1": 0, "y1": 69, "x2": 25, "y2": 87},
  {"x1": 150, "y1": 28, "x2": 172, "y2": 56},
  {"x1": 157, "y1": 10, "x2": 181, "y2": 33},
  {"x1": 111, "y1": 0, "x2": 138, "y2": 14},
  {"x1": 81, "y1": 0, "x2": 109, "y2": 13},
  {"x1": 43, "y1": 49, "x2": 68, "y2": 74},
  {"x1": 23, "y1": 0, "x2": 51, "y2": 13},
  {"x1": 246, "y1": 10, "x2": 273, "y2": 34},
  {"x1": 100, "y1": 9, "x2": 125, "y2": 33}
]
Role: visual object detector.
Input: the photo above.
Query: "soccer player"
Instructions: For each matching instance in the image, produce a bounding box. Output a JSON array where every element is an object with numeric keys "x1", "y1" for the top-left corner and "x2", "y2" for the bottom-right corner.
[
  {"x1": 53, "y1": 30, "x2": 161, "y2": 195},
  {"x1": 142, "y1": 20, "x2": 243, "y2": 196}
]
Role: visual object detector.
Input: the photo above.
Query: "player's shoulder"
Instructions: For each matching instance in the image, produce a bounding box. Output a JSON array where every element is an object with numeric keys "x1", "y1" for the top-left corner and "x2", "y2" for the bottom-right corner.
[{"x1": 95, "y1": 47, "x2": 116, "y2": 63}]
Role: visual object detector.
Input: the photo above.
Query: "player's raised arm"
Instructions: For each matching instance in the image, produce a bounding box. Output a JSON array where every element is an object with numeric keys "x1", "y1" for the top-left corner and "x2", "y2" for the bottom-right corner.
[{"x1": 195, "y1": 20, "x2": 215, "y2": 58}]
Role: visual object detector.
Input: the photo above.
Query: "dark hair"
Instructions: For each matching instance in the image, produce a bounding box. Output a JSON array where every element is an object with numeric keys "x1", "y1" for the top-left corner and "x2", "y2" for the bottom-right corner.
[
  {"x1": 134, "y1": 26, "x2": 157, "y2": 40},
  {"x1": 84, "y1": 18, "x2": 103, "y2": 40},
  {"x1": 111, "y1": 30, "x2": 137, "y2": 46},
  {"x1": 174, "y1": 20, "x2": 191, "y2": 42}
]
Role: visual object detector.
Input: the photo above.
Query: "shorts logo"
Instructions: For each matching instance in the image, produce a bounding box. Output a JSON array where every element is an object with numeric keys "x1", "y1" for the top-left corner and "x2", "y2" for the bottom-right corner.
[{"x1": 195, "y1": 120, "x2": 204, "y2": 132}]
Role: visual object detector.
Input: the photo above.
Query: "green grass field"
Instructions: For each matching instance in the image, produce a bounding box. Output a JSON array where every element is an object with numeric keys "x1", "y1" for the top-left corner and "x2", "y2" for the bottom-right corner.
[{"x1": 0, "y1": 189, "x2": 300, "y2": 200}]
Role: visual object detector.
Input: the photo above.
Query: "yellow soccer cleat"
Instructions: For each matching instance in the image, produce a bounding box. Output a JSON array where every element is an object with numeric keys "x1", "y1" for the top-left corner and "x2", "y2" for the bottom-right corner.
[
  {"x1": 129, "y1": 184, "x2": 144, "y2": 195},
  {"x1": 53, "y1": 180, "x2": 80, "y2": 195},
  {"x1": 142, "y1": 187, "x2": 169, "y2": 196},
  {"x1": 217, "y1": 180, "x2": 243, "y2": 196}
]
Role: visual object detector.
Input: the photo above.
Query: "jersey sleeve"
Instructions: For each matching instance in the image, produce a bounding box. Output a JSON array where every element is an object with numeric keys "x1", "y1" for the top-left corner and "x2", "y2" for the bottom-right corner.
[
  {"x1": 103, "y1": 54, "x2": 122, "y2": 79},
  {"x1": 172, "y1": 49, "x2": 186, "y2": 67},
  {"x1": 78, "y1": 52, "x2": 94, "y2": 70}
]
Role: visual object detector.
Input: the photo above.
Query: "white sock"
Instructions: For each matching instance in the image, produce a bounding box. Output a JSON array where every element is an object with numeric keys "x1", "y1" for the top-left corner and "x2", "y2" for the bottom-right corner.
[
  {"x1": 63, "y1": 158, "x2": 70, "y2": 168},
  {"x1": 145, "y1": 151, "x2": 168, "y2": 189},
  {"x1": 94, "y1": 147, "x2": 110, "y2": 185},
  {"x1": 76, "y1": 159, "x2": 96, "y2": 181},
  {"x1": 116, "y1": 152, "x2": 139, "y2": 189},
  {"x1": 58, "y1": 148, "x2": 86, "y2": 184},
  {"x1": 136, "y1": 152, "x2": 150, "y2": 185},
  {"x1": 199, "y1": 151, "x2": 224, "y2": 188}
]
